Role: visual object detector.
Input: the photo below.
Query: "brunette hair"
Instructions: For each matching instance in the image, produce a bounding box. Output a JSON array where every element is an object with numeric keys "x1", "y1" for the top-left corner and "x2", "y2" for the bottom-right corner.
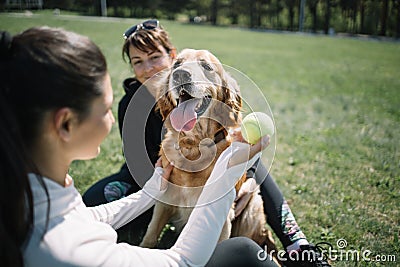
[
  {"x1": 122, "y1": 24, "x2": 175, "y2": 63},
  {"x1": 0, "y1": 27, "x2": 108, "y2": 266}
]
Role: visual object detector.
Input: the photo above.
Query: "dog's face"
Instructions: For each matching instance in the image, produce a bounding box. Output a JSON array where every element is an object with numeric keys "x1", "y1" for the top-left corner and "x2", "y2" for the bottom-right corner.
[
  {"x1": 156, "y1": 49, "x2": 243, "y2": 173},
  {"x1": 169, "y1": 49, "x2": 225, "y2": 102},
  {"x1": 157, "y1": 49, "x2": 242, "y2": 134}
]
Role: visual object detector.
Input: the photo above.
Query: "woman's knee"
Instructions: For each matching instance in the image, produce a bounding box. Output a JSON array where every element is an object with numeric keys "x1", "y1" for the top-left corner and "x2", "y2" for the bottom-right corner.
[{"x1": 207, "y1": 237, "x2": 278, "y2": 267}]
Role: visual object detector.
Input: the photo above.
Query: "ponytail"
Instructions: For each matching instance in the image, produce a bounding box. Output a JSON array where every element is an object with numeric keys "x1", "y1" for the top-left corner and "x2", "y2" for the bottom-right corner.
[
  {"x1": 0, "y1": 30, "x2": 33, "y2": 267},
  {"x1": 0, "y1": 31, "x2": 33, "y2": 267}
]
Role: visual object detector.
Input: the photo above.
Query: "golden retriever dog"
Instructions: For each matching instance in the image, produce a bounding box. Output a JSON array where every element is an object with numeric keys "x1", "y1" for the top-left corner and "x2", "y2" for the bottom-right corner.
[{"x1": 140, "y1": 49, "x2": 278, "y2": 260}]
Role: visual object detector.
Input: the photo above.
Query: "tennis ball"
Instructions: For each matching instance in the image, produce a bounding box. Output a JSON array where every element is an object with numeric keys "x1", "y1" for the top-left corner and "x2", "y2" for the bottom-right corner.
[{"x1": 241, "y1": 112, "x2": 274, "y2": 144}]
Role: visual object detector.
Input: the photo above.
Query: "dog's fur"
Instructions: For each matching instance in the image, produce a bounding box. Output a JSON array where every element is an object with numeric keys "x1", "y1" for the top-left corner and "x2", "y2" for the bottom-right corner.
[{"x1": 140, "y1": 49, "x2": 278, "y2": 260}]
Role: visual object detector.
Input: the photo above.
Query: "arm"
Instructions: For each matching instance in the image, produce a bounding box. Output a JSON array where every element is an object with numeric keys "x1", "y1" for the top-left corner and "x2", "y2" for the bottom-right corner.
[
  {"x1": 41, "y1": 138, "x2": 268, "y2": 267},
  {"x1": 230, "y1": 128, "x2": 268, "y2": 217},
  {"x1": 167, "y1": 139, "x2": 268, "y2": 266},
  {"x1": 87, "y1": 160, "x2": 172, "y2": 229}
]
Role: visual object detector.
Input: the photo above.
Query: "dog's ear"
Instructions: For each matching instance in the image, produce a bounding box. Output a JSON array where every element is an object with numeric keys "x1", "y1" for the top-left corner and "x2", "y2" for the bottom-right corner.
[
  {"x1": 156, "y1": 86, "x2": 176, "y2": 120},
  {"x1": 222, "y1": 72, "x2": 242, "y2": 123},
  {"x1": 154, "y1": 71, "x2": 176, "y2": 120}
]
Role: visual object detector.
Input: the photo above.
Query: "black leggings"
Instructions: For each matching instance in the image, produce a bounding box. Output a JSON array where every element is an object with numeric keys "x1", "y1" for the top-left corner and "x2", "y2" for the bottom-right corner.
[
  {"x1": 83, "y1": 161, "x2": 305, "y2": 249},
  {"x1": 207, "y1": 237, "x2": 278, "y2": 267},
  {"x1": 253, "y1": 160, "x2": 306, "y2": 248}
]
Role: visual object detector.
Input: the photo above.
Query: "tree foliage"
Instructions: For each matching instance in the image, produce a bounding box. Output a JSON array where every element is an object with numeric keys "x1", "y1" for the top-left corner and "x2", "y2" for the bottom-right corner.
[{"x1": 5, "y1": 0, "x2": 399, "y2": 37}]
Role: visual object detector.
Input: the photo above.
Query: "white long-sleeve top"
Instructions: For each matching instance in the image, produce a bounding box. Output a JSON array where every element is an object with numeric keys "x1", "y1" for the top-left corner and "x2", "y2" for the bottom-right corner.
[{"x1": 24, "y1": 143, "x2": 260, "y2": 267}]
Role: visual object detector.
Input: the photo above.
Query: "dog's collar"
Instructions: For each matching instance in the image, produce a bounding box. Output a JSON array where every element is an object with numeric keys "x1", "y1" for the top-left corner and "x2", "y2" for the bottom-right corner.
[
  {"x1": 174, "y1": 129, "x2": 227, "y2": 150},
  {"x1": 209, "y1": 129, "x2": 227, "y2": 147}
]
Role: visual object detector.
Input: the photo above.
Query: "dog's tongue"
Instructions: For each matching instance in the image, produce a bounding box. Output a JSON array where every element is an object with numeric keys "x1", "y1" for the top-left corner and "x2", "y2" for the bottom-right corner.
[{"x1": 170, "y1": 100, "x2": 198, "y2": 132}]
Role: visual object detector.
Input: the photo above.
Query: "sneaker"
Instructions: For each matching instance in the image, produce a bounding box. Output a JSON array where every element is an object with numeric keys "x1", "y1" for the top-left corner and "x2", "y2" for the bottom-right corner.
[
  {"x1": 104, "y1": 181, "x2": 132, "y2": 202},
  {"x1": 283, "y1": 242, "x2": 332, "y2": 267}
]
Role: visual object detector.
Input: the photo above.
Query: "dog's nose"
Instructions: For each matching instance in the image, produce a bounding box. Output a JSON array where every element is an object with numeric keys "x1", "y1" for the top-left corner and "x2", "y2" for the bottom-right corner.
[{"x1": 173, "y1": 69, "x2": 191, "y2": 84}]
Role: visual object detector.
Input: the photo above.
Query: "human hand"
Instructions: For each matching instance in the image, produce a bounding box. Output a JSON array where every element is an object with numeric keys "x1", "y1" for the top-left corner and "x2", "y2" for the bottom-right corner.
[
  {"x1": 234, "y1": 178, "x2": 258, "y2": 218},
  {"x1": 229, "y1": 127, "x2": 245, "y2": 142},
  {"x1": 227, "y1": 134, "x2": 270, "y2": 168},
  {"x1": 155, "y1": 158, "x2": 174, "y2": 190},
  {"x1": 199, "y1": 133, "x2": 269, "y2": 206}
]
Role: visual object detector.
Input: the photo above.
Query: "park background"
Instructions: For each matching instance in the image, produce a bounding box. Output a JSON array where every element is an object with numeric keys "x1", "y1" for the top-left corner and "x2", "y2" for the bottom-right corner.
[
  {"x1": 2, "y1": 0, "x2": 400, "y2": 38},
  {"x1": 1, "y1": 1, "x2": 399, "y2": 266}
]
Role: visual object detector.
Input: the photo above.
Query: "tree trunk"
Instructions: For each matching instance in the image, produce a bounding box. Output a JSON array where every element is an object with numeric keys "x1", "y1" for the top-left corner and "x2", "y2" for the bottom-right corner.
[
  {"x1": 380, "y1": 0, "x2": 389, "y2": 36},
  {"x1": 396, "y1": 0, "x2": 400, "y2": 38},
  {"x1": 229, "y1": 0, "x2": 239, "y2": 26},
  {"x1": 308, "y1": 1, "x2": 319, "y2": 33},
  {"x1": 360, "y1": 0, "x2": 365, "y2": 33},
  {"x1": 211, "y1": 0, "x2": 218, "y2": 25},
  {"x1": 299, "y1": 0, "x2": 305, "y2": 31},
  {"x1": 324, "y1": 0, "x2": 331, "y2": 34},
  {"x1": 352, "y1": 2, "x2": 357, "y2": 33},
  {"x1": 250, "y1": 0, "x2": 256, "y2": 28},
  {"x1": 288, "y1": 5, "x2": 295, "y2": 30},
  {"x1": 276, "y1": 1, "x2": 280, "y2": 28}
]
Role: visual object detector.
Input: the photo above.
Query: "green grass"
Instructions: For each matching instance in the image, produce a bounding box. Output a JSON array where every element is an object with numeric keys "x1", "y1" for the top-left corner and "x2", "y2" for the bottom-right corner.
[{"x1": 1, "y1": 12, "x2": 399, "y2": 266}]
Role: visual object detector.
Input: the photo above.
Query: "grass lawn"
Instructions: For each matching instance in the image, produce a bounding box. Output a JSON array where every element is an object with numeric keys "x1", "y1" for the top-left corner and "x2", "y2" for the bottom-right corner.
[{"x1": 1, "y1": 11, "x2": 399, "y2": 266}]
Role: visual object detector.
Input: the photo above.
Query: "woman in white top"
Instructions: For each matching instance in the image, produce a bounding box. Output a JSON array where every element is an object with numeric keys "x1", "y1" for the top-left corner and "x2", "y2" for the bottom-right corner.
[{"x1": 0, "y1": 27, "x2": 277, "y2": 267}]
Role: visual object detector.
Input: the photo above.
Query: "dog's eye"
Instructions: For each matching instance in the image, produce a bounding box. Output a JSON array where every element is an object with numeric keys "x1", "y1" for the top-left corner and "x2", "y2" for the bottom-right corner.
[
  {"x1": 200, "y1": 60, "x2": 213, "y2": 71},
  {"x1": 173, "y1": 60, "x2": 182, "y2": 69}
]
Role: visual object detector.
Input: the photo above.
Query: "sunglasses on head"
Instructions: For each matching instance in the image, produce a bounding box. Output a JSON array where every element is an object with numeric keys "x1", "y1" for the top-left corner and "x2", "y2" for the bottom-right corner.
[{"x1": 123, "y1": 19, "x2": 160, "y2": 39}]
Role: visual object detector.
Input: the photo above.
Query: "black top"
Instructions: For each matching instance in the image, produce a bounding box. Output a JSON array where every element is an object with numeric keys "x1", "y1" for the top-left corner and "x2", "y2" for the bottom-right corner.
[{"x1": 119, "y1": 78, "x2": 163, "y2": 167}]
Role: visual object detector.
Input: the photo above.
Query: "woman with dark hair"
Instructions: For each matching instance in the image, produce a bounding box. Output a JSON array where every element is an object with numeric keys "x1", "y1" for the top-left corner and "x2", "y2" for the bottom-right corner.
[{"x1": 0, "y1": 27, "x2": 277, "y2": 267}]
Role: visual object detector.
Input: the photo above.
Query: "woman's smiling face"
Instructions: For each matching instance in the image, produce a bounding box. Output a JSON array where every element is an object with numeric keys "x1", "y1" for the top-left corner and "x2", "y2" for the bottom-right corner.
[{"x1": 129, "y1": 44, "x2": 174, "y2": 84}]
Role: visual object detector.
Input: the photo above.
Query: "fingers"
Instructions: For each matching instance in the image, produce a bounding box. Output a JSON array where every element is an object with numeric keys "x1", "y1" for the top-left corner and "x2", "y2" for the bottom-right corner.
[
  {"x1": 162, "y1": 161, "x2": 174, "y2": 181},
  {"x1": 235, "y1": 178, "x2": 255, "y2": 200},
  {"x1": 249, "y1": 135, "x2": 270, "y2": 159},
  {"x1": 155, "y1": 158, "x2": 162, "y2": 168},
  {"x1": 155, "y1": 157, "x2": 174, "y2": 179},
  {"x1": 227, "y1": 135, "x2": 270, "y2": 168},
  {"x1": 234, "y1": 193, "x2": 251, "y2": 218},
  {"x1": 155, "y1": 157, "x2": 174, "y2": 191},
  {"x1": 235, "y1": 187, "x2": 245, "y2": 201},
  {"x1": 234, "y1": 178, "x2": 258, "y2": 218},
  {"x1": 229, "y1": 127, "x2": 244, "y2": 142}
]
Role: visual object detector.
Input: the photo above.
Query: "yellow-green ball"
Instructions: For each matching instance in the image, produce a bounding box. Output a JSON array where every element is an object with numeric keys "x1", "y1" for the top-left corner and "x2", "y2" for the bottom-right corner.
[{"x1": 241, "y1": 112, "x2": 274, "y2": 144}]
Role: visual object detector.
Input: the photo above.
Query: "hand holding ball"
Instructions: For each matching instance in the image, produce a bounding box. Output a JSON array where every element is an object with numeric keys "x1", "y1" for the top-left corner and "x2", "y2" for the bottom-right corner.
[{"x1": 241, "y1": 112, "x2": 274, "y2": 144}]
